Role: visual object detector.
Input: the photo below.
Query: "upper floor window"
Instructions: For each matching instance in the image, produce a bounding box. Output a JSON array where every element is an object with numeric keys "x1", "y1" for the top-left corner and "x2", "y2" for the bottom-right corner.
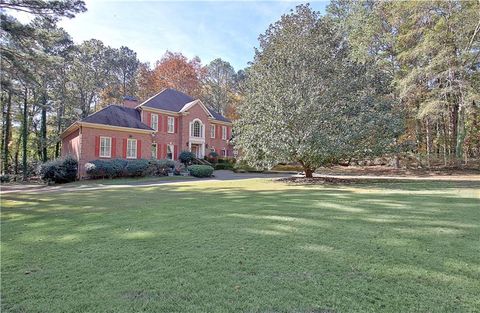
[
  {"x1": 100, "y1": 136, "x2": 111, "y2": 158},
  {"x1": 191, "y1": 120, "x2": 203, "y2": 138},
  {"x1": 151, "y1": 114, "x2": 158, "y2": 131},
  {"x1": 127, "y1": 139, "x2": 137, "y2": 159},
  {"x1": 210, "y1": 124, "x2": 216, "y2": 138},
  {"x1": 167, "y1": 116, "x2": 175, "y2": 133},
  {"x1": 222, "y1": 126, "x2": 227, "y2": 140}
]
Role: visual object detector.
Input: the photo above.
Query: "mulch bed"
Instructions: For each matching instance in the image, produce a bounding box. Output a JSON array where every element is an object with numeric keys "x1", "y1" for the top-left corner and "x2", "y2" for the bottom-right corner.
[{"x1": 275, "y1": 177, "x2": 355, "y2": 185}]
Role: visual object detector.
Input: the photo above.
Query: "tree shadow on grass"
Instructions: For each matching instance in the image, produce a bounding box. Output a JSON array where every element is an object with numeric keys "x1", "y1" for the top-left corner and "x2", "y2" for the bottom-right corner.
[{"x1": 1, "y1": 179, "x2": 479, "y2": 312}]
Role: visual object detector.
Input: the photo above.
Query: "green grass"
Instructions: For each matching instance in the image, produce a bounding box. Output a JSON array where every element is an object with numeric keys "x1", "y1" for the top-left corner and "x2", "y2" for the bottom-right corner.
[{"x1": 2, "y1": 179, "x2": 479, "y2": 312}]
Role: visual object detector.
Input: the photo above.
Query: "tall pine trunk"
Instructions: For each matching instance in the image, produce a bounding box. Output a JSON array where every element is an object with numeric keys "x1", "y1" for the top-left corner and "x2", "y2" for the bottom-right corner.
[
  {"x1": 40, "y1": 94, "x2": 48, "y2": 162},
  {"x1": 2, "y1": 91, "x2": 12, "y2": 174},
  {"x1": 22, "y1": 88, "x2": 28, "y2": 181}
]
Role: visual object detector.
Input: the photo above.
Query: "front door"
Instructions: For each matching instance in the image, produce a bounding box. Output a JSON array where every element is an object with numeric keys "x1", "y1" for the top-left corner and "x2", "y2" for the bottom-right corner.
[{"x1": 191, "y1": 145, "x2": 199, "y2": 158}]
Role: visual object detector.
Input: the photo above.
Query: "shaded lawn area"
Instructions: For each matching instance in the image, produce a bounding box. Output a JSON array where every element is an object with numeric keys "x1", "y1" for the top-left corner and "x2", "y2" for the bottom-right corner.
[{"x1": 1, "y1": 179, "x2": 479, "y2": 313}]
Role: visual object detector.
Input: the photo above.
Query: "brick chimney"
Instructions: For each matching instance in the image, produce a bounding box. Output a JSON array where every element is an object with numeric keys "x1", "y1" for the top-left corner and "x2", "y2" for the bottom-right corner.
[{"x1": 123, "y1": 96, "x2": 138, "y2": 109}]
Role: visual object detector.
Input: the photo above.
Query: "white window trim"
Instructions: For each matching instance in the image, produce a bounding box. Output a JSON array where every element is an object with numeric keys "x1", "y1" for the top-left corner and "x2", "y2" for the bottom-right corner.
[
  {"x1": 99, "y1": 136, "x2": 112, "y2": 158},
  {"x1": 210, "y1": 124, "x2": 216, "y2": 139},
  {"x1": 166, "y1": 144, "x2": 174, "y2": 160},
  {"x1": 127, "y1": 138, "x2": 137, "y2": 159},
  {"x1": 151, "y1": 114, "x2": 158, "y2": 131},
  {"x1": 167, "y1": 116, "x2": 175, "y2": 133},
  {"x1": 222, "y1": 126, "x2": 227, "y2": 140},
  {"x1": 151, "y1": 143, "x2": 157, "y2": 159},
  {"x1": 190, "y1": 119, "x2": 204, "y2": 138}
]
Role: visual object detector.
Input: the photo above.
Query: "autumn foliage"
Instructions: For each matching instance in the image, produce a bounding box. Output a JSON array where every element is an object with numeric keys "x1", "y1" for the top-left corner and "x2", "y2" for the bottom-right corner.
[{"x1": 137, "y1": 51, "x2": 205, "y2": 101}]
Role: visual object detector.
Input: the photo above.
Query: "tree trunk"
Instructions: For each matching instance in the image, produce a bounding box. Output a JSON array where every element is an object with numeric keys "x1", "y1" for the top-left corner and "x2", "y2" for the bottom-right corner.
[
  {"x1": 22, "y1": 88, "x2": 28, "y2": 181},
  {"x1": 304, "y1": 167, "x2": 313, "y2": 178},
  {"x1": 41, "y1": 94, "x2": 48, "y2": 162},
  {"x1": 425, "y1": 119, "x2": 432, "y2": 168},
  {"x1": 2, "y1": 91, "x2": 12, "y2": 174},
  {"x1": 455, "y1": 105, "x2": 466, "y2": 162},
  {"x1": 449, "y1": 103, "x2": 459, "y2": 160}
]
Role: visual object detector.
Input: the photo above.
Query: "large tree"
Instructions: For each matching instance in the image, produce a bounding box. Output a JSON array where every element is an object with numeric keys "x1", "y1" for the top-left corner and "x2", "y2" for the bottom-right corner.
[
  {"x1": 328, "y1": 0, "x2": 480, "y2": 165},
  {"x1": 137, "y1": 51, "x2": 204, "y2": 101},
  {"x1": 235, "y1": 4, "x2": 401, "y2": 177},
  {"x1": 202, "y1": 58, "x2": 237, "y2": 114}
]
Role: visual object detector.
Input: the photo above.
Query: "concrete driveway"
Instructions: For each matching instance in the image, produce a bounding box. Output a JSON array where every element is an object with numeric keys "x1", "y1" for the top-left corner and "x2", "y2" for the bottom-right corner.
[{"x1": 0, "y1": 170, "x2": 292, "y2": 195}]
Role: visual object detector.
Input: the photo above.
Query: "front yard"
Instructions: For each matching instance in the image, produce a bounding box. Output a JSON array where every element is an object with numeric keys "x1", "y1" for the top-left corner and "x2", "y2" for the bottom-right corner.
[{"x1": 1, "y1": 179, "x2": 479, "y2": 312}]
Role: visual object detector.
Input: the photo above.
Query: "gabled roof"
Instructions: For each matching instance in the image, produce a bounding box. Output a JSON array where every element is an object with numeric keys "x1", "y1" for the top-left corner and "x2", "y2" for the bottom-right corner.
[
  {"x1": 82, "y1": 105, "x2": 153, "y2": 130},
  {"x1": 140, "y1": 88, "x2": 231, "y2": 123}
]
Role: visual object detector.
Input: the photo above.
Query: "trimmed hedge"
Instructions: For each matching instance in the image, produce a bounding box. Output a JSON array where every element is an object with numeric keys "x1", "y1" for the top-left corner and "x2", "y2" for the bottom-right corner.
[
  {"x1": 214, "y1": 163, "x2": 234, "y2": 170},
  {"x1": 187, "y1": 165, "x2": 214, "y2": 178},
  {"x1": 85, "y1": 158, "x2": 175, "y2": 179},
  {"x1": 38, "y1": 156, "x2": 78, "y2": 183}
]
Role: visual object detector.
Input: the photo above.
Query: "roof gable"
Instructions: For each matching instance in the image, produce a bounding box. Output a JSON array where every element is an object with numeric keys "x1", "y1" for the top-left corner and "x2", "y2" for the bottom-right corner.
[
  {"x1": 82, "y1": 105, "x2": 152, "y2": 130},
  {"x1": 140, "y1": 88, "x2": 231, "y2": 123}
]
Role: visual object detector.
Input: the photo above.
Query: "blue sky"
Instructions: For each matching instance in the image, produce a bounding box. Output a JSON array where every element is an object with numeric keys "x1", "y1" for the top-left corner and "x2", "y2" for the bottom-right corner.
[{"x1": 55, "y1": 1, "x2": 329, "y2": 71}]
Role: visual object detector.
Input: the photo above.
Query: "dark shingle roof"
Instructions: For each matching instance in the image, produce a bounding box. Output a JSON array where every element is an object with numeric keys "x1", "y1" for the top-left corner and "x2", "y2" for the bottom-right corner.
[
  {"x1": 142, "y1": 88, "x2": 195, "y2": 112},
  {"x1": 82, "y1": 105, "x2": 153, "y2": 130},
  {"x1": 141, "y1": 88, "x2": 231, "y2": 123},
  {"x1": 207, "y1": 108, "x2": 231, "y2": 123}
]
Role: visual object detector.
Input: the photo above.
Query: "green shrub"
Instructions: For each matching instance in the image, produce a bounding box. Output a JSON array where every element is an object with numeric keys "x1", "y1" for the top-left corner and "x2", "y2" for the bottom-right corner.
[
  {"x1": 179, "y1": 150, "x2": 195, "y2": 165},
  {"x1": 39, "y1": 156, "x2": 78, "y2": 183},
  {"x1": 187, "y1": 165, "x2": 214, "y2": 178},
  {"x1": 146, "y1": 159, "x2": 175, "y2": 176},
  {"x1": 125, "y1": 159, "x2": 149, "y2": 177},
  {"x1": 85, "y1": 158, "x2": 177, "y2": 179},
  {"x1": 214, "y1": 163, "x2": 234, "y2": 170},
  {"x1": 0, "y1": 174, "x2": 11, "y2": 183}
]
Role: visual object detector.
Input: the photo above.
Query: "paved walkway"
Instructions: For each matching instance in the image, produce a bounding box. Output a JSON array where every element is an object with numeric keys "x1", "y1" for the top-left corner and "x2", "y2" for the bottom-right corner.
[
  {"x1": 0, "y1": 171, "x2": 290, "y2": 195},
  {"x1": 2, "y1": 170, "x2": 479, "y2": 195}
]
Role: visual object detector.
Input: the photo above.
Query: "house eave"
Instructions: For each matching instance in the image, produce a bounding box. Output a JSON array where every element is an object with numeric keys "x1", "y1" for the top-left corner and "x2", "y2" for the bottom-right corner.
[{"x1": 78, "y1": 122, "x2": 155, "y2": 134}]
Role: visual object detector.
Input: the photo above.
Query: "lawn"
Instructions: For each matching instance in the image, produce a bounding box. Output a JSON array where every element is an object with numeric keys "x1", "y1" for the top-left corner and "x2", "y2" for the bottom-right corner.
[{"x1": 1, "y1": 178, "x2": 479, "y2": 312}]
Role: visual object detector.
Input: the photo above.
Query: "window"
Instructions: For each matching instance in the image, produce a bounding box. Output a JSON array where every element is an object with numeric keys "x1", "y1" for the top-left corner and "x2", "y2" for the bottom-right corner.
[
  {"x1": 167, "y1": 116, "x2": 175, "y2": 133},
  {"x1": 151, "y1": 143, "x2": 157, "y2": 159},
  {"x1": 151, "y1": 114, "x2": 158, "y2": 131},
  {"x1": 100, "y1": 136, "x2": 111, "y2": 158},
  {"x1": 191, "y1": 120, "x2": 203, "y2": 137},
  {"x1": 222, "y1": 126, "x2": 227, "y2": 140},
  {"x1": 127, "y1": 139, "x2": 137, "y2": 159},
  {"x1": 210, "y1": 147, "x2": 215, "y2": 154},
  {"x1": 166, "y1": 144, "x2": 174, "y2": 160},
  {"x1": 210, "y1": 124, "x2": 215, "y2": 138},
  {"x1": 222, "y1": 148, "x2": 227, "y2": 157}
]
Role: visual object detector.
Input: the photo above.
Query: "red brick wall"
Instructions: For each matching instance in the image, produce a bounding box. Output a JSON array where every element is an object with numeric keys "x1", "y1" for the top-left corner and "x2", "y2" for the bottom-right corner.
[
  {"x1": 77, "y1": 126, "x2": 152, "y2": 178},
  {"x1": 61, "y1": 129, "x2": 80, "y2": 160}
]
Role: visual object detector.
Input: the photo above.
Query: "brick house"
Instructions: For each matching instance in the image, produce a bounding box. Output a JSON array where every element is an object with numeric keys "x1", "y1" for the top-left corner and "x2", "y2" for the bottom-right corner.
[{"x1": 61, "y1": 88, "x2": 233, "y2": 177}]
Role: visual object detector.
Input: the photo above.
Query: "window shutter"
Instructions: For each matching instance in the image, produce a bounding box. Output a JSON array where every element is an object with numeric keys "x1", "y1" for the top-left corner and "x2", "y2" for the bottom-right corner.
[
  {"x1": 164, "y1": 116, "x2": 168, "y2": 132},
  {"x1": 156, "y1": 143, "x2": 161, "y2": 159},
  {"x1": 216, "y1": 125, "x2": 220, "y2": 139},
  {"x1": 95, "y1": 136, "x2": 100, "y2": 157},
  {"x1": 147, "y1": 112, "x2": 151, "y2": 127},
  {"x1": 123, "y1": 139, "x2": 127, "y2": 158},
  {"x1": 111, "y1": 138, "x2": 116, "y2": 158},
  {"x1": 174, "y1": 145, "x2": 178, "y2": 160},
  {"x1": 164, "y1": 144, "x2": 168, "y2": 158},
  {"x1": 137, "y1": 140, "x2": 142, "y2": 159},
  {"x1": 158, "y1": 114, "x2": 162, "y2": 131},
  {"x1": 175, "y1": 117, "x2": 178, "y2": 133}
]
